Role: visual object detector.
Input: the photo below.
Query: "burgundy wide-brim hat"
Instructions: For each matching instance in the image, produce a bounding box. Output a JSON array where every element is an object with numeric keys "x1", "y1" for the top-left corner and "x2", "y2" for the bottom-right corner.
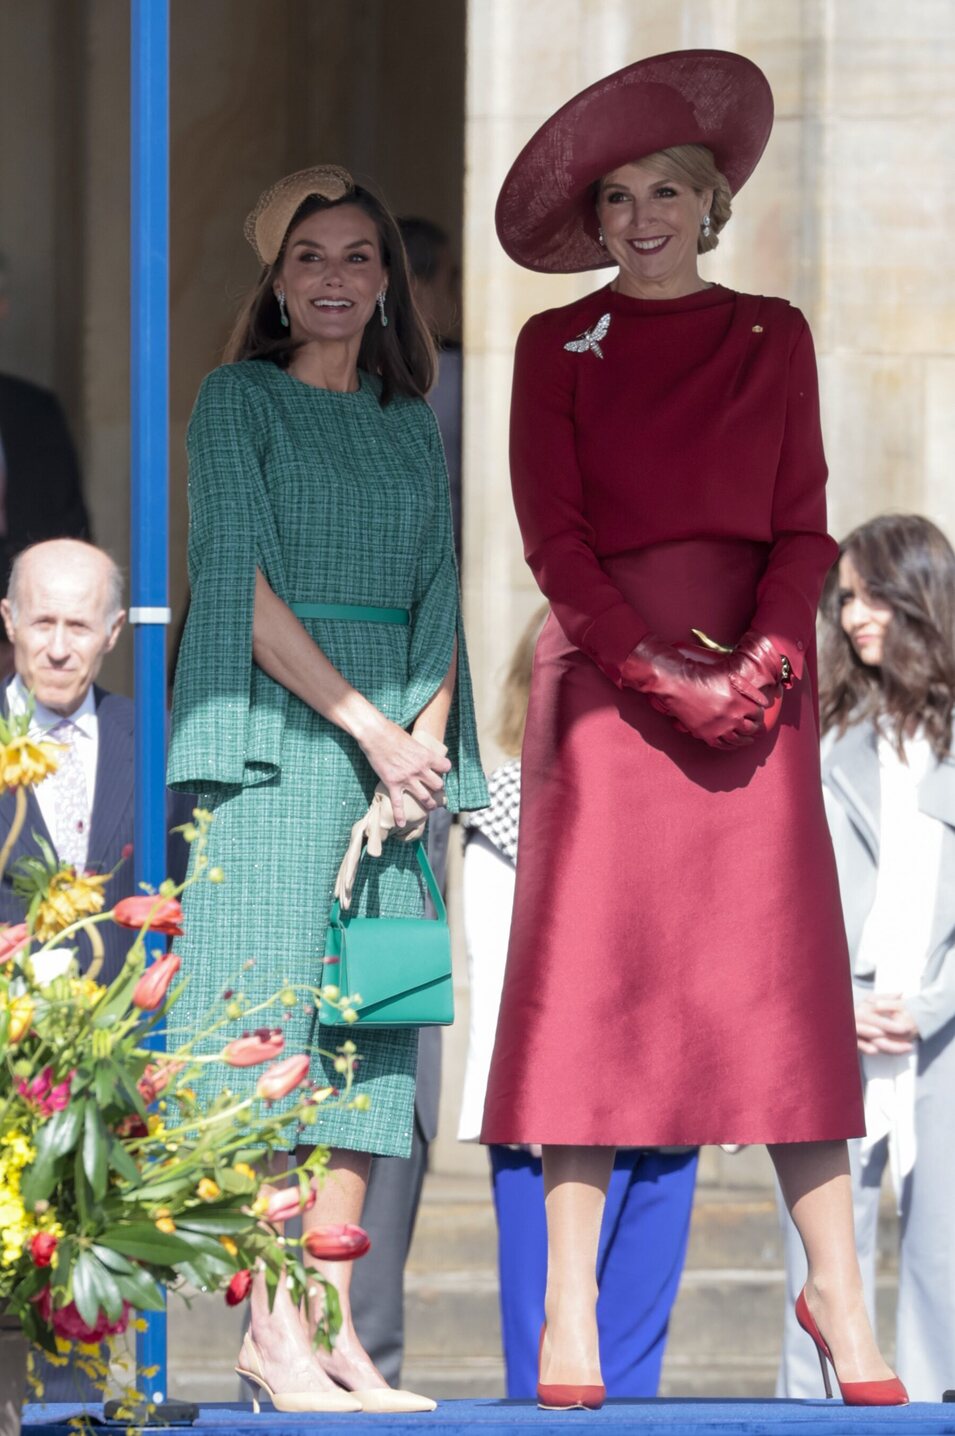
[{"x1": 496, "y1": 49, "x2": 773, "y2": 274}]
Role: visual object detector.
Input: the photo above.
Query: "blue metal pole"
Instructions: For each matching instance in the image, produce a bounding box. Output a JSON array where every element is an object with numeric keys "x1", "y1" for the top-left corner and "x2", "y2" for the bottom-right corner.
[{"x1": 131, "y1": 0, "x2": 170, "y2": 1404}]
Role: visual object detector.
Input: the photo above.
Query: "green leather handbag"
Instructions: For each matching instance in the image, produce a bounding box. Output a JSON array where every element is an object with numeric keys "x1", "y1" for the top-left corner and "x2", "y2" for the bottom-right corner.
[{"x1": 319, "y1": 841, "x2": 453, "y2": 1028}]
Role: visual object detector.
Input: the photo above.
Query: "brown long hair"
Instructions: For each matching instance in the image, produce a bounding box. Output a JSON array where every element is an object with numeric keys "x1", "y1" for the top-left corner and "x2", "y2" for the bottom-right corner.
[
  {"x1": 820, "y1": 513, "x2": 955, "y2": 759},
  {"x1": 224, "y1": 187, "x2": 435, "y2": 405},
  {"x1": 496, "y1": 603, "x2": 549, "y2": 756}
]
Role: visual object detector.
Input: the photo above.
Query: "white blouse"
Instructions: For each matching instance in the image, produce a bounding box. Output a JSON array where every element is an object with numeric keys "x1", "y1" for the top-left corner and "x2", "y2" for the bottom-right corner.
[{"x1": 855, "y1": 732, "x2": 943, "y2": 1196}]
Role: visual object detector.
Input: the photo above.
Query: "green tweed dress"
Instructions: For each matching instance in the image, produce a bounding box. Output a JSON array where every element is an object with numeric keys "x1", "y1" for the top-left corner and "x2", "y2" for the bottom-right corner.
[{"x1": 167, "y1": 360, "x2": 487, "y2": 1157}]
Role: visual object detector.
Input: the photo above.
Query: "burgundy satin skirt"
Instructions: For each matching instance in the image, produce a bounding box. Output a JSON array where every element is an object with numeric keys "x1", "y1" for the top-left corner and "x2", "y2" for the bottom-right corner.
[{"x1": 481, "y1": 540, "x2": 864, "y2": 1146}]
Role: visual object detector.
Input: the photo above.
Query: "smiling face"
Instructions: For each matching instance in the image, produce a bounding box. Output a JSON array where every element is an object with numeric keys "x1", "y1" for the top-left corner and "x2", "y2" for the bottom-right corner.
[
  {"x1": 838, "y1": 552, "x2": 893, "y2": 667},
  {"x1": 596, "y1": 158, "x2": 712, "y2": 299},
  {"x1": 274, "y1": 203, "x2": 387, "y2": 346}
]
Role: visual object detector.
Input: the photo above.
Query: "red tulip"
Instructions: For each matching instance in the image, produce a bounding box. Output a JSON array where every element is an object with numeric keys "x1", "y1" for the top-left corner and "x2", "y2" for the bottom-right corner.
[
  {"x1": 303, "y1": 1224, "x2": 371, "y2": 1262},
  {"x1": 222, "y1": 1029, "x2": 284, "y2": 1067},
  {"x1": 0, "y1": 922, "x2": 29, "y2": 965},
  {"x1": 256, "y1": 1054, "x2": 310, "y2": 1102},
  {"x1": 113, "y1": 895, "x2": 184, "y2": 936},
  {"x1": 131, "y1": 952, "x2": 182, "y2": 1011},
  {"x1": 259, "y1": 1182, "x2": 316, "y2": 1224},
  {"x1": 225, "y1": 1269, "x2": 252, "y2": 1306},
  {"x1": 30, "y1": 1232, "x2": 58, "y2": 1268}
]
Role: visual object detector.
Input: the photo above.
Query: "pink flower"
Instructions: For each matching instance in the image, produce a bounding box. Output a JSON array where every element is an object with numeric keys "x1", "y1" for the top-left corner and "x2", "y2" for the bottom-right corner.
[
  {"x1": 259, "y1": 1182, "x2": 317, "y2": 1224},
  {"x1": 113, "y1": 895, "x2": 184, "y2": 937},
  {"x1": 303, "y1": 1224, "x2": 371, "y2": 1262},
  {"x1": 225, "y1": 1270, "x2": 252, "y2": 1306},
  {"x1": 256, "y1": 1054, "x2": 310, "y2": 1102},
  {"x1": 17, "y1": 1066, "x2": 75, "y2": 1119},
  {"x1": 222, "y1": 1030, "x2": 285, "y2": 1067},
  {"x1": 0, "y1": 922, "x2": 29, "y2": 965},
  {"x1": 131, "y1": 952, "x2": 182, "y2": 1011},
  {"x1": 34, "y1": 1287, "x2": 131, "y2": 1342}
]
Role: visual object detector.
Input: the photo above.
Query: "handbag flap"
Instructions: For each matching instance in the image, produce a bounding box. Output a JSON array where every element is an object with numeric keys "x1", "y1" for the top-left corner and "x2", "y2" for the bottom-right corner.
[{"x1": 335, "y1": 916, "x2": 450, "y2": 1009}]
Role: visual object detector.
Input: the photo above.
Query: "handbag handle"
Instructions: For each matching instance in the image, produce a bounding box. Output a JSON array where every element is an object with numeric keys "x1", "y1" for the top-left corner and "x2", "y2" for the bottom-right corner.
[{"x1": 328, "y1": 840, "x2": 446, "y2": 926}]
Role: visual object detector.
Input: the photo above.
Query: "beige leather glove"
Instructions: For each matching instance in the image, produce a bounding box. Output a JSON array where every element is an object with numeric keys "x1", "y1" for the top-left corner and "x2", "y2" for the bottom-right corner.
[{"x1": 333, "y1": 734, "x2": 448, "y2": 910}]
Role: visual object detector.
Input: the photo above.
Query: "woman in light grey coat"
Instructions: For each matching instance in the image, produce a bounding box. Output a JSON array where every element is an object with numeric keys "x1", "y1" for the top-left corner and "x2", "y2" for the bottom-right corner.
[{"x1": 778, "y1": 514, "x2": 955, "y2": 1402}]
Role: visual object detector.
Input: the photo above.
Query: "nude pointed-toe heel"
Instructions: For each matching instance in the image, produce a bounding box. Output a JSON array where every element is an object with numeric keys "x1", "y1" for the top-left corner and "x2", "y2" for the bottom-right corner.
[{"x1": 235, "y1": 1339, "x2": 362, "y2": 1414}]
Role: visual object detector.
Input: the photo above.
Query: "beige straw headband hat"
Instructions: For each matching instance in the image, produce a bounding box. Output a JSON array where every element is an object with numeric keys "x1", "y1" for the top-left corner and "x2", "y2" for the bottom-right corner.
[{"x1": 244, "y1": 164, "x2": 356, "y2": 266}]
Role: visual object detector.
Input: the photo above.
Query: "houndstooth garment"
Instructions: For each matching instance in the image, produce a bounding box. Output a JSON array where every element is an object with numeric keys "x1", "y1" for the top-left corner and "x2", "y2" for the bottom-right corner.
[
  {"x1": 462, "y1": 758, "x2": 521, "y2": 863},
  {"x1": 167, "y1": 362, "x2": 487, "y2": 1156}
]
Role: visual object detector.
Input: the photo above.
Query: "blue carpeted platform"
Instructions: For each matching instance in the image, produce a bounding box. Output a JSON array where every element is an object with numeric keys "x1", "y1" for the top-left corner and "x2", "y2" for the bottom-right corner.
[{"x1": 21, "y1": 1400, "x2": 955, "y2": 1436}]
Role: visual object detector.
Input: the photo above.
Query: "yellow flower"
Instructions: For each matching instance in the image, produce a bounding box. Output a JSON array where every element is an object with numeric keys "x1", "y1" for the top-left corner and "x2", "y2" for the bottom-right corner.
[
  {"x1": 69, "y1": 976, "x2": 105, "y2": 1006},
  {"x1": 146, "y1": 1115, "x2": 165, "y2": 1137},
  {"x1": 155, "y1": 1216, "x2": 176, "y2": 1235},
  {"x1": 7, "y1": 994, "x2": 34, "y2": 1043},
  {"x1": 233, "y1": 1162, "x2": 257, "y2": 1183},
  {"x1": 132, "y1": 1319, "x2": 148, "y2": 1333},
  {"x1": 0, "y1": 735, "x2": 61, "y2": 791},
  {"x1": 197, "y1": 1178, "x2": 220, "y2": 1202},
  {"x1": 33, "y1": 869, "x2": 108, "y2": 942},
  {"x1": 219, "y1": 1236, "x2": 238, "y2": 1257}
]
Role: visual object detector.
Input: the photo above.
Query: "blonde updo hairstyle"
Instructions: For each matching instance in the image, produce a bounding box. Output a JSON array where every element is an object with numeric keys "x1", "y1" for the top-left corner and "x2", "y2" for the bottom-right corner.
[{"x1": 613, "y1": 143, "x2": 733, "y2": 254}]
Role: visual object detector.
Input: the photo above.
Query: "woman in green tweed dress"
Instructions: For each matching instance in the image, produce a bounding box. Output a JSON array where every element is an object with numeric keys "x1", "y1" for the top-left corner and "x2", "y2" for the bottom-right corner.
[{"x1": 167, "y1": 165, "x2": 486, "y2": 1412}]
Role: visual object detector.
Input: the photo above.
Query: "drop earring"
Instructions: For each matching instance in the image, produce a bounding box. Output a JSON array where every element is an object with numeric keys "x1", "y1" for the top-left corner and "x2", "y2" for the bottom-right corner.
[
  {"x1": 701, "y1": 214, "x2": 712, "y2": 238},
  {"x1": 277, "y1": 290, "x2": 289, "y2": 327},
  {"x1": 597, "y1": 227, "x2": 606, "y2": 247},
  {"x1": 376, "y1": 290, "x2": 388, "y2": 327}
]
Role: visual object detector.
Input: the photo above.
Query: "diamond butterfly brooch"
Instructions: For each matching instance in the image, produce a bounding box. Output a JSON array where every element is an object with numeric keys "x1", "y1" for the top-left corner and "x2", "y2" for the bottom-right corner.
[{"x1": 563, "y1": 312, "x2": 611, "y2": 359}]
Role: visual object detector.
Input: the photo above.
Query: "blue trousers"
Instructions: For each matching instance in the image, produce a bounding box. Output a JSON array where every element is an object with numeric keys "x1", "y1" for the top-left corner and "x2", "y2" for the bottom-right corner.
[{"x1": 489, "y1": 1146, "x2": 698, "y2": 1399}]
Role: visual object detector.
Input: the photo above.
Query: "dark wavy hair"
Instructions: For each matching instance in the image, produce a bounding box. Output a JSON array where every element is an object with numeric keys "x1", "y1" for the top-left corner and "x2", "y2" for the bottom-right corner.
[
  {"x1": 224, "y1": 186, "x2": 435, "y2": 405},
  {"x1": 819, "y1": 513, "x2": 955, "y2": 760}
]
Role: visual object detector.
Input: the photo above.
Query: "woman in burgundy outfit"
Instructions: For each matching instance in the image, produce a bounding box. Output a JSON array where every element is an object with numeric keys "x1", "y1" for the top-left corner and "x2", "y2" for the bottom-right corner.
[{"x1": 482, "y1": 50, "x2": 905, "y2": 1409}]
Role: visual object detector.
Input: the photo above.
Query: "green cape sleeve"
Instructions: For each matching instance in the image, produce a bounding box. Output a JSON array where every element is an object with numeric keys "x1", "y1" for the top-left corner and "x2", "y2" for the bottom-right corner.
[
  {"x1": 400, "y1": 406, "x2": 489, "y2": 814},
  {"x1": 167, "y1": 367, "x2": 290, "y2": 793}
]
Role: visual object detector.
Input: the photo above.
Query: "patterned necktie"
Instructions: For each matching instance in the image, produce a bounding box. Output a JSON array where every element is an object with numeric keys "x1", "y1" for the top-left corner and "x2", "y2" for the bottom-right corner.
[{"x1": 47, "y1": 719, "x2": 90, "y2": 870}]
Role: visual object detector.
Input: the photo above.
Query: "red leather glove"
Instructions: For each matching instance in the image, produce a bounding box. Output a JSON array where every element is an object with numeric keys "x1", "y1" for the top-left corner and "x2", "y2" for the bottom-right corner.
[
  {"x1": 726, "y1": 630, "x2": 792, "y2": 732},
  {"x1": 620, "y1": 633, "x2": 775, "y2": 750}
]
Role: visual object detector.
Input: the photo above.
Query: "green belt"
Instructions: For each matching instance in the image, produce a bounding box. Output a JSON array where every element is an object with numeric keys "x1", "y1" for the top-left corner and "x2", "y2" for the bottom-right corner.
[{"x1": 290, "y1": 601, "x2": 410, "y2": 625}]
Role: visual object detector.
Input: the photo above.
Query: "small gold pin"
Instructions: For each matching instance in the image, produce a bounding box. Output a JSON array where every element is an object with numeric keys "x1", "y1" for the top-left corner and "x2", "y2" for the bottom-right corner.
[{"x1": 752, "y1": 324, "x2": 764, "y2": 333}]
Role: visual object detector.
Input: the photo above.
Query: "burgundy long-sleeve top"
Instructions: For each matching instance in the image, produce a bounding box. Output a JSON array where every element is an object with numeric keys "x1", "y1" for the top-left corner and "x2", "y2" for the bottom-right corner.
[{"x1": 509, "y1": 282, "x2": 836, "y2": 683}]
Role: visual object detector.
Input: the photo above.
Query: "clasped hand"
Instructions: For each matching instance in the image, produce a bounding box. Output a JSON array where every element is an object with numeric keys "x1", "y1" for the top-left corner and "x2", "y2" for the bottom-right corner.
[
  {"x1": 855, "y1": 995, "x2": 920, "y2": 1055},
  {"x1": 621, "y1": 630, "x2": 784, "y2": 749},
  {"x1": 334, "y1": 726, "x2": 450, "y2": 910}
]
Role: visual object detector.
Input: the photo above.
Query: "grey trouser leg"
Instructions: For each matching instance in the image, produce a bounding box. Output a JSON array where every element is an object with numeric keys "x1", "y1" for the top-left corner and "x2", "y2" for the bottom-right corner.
[
  {"x1": 896, "y1": 1030, "x2": 955, "y2": 1401},
  {"x1": 775, "y1": 1139, "x2": 882, "y2": 1398},
  {"x1": 349, "y1": 1117, "x2": 429, "y2": 1385}
]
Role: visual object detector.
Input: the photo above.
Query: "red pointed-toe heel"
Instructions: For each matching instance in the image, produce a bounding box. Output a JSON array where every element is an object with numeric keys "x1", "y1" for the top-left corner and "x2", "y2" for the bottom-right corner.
[
  {"x1": 536, "y1": 1324, "x2": 605, "y2": 1411},
  {"x1": 795, "y1": 1288, "x2": 908, "y2": 1406}
]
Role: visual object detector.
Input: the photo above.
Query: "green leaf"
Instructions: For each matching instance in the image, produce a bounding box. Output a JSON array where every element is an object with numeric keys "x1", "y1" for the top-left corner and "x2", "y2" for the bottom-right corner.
[
  {"x1": 83, "y1": 1099, "x2": 109, "y2": 1200},
  {"x1": 83, "y1": 1252, "x2": 125, "y2": 1323},
  {"x1": 50, "y1": 1236, "x2": 76, "y2": 1301},
  {"x1": 175, "y1": 1210, "x2": 256, "y2": 1236},
  {"x1": 94, "y1": 1061, "x2": 118, "y2": 1109},
  {"x1": 112, "y1": 1265, "x2": 166, "y2": 1311},
  {"x1": 21, "y1": 1104, "x2": 84, "y2": 1208},
  {"x1": 91, "y1": 1244, "x2": 135, "y2": 1276},
  {"x1": 71, "y1": 1250, "x2": 102, "y2": 1328},
  {"x1": 73, "y1": 1146, "x2": 91, "y2": 1229},
  {"x1": 108, "y1": 1138, "x2": 141, "y2": 1185},
  {"x1": 93, "y1": 948, "x2": 146, "y2": 1028},
  {"x1": 98, "y1": 1225, "x2": 198, "y2": 1265},
  {"x1": 119, "y1": 1175, "x2": 195, "y2": 1204}
]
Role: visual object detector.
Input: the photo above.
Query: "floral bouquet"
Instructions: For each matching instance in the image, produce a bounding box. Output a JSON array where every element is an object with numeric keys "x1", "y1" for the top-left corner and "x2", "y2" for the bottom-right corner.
[{"x1": 0, "y1": 705, "x2": 364, "y2": 1416}]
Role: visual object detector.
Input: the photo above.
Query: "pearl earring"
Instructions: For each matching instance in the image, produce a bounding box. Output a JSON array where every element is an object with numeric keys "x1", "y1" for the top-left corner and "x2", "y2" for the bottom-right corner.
[
  {"x1": 377, "y1": 290, "x2": 388, "y2": 327},
  {"x1": 597, "y1": 227, "x2": 606, "y2": 247},
  {"x1": 277, "y1": 290, "x2": 289, "y2": 327}
]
